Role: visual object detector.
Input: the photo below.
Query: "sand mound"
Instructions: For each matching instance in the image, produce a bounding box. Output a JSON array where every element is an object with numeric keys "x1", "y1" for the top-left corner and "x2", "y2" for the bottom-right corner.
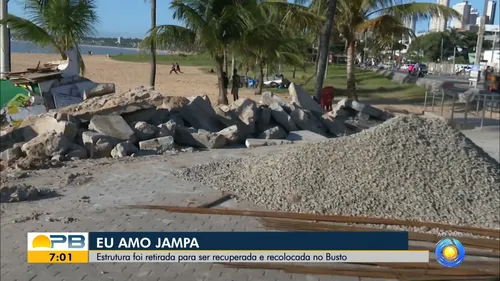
[{"x1": 173, "y1": 116, "x2": 500, "y2": 228}]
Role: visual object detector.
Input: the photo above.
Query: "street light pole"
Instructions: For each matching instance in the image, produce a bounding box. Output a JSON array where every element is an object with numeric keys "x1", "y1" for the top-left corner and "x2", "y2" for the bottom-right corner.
[
  {"x1": 474, "y1": 0, "x2": 489, "y2": 66},
  {"x1": 0, "y1": 0, "x2": 10, "y2": 78}
]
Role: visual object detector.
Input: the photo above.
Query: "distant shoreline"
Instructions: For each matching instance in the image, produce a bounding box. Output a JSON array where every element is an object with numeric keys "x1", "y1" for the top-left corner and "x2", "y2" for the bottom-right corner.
[{"x1": 12, "y1": 40, "x2": 170, "y2": 54}]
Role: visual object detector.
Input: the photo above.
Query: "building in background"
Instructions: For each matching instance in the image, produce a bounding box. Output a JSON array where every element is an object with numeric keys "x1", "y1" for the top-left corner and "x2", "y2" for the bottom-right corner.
[
  {"x1": 451, "y1": 1, "x2": 471, "y2": 29},
  {"x1": 429, "y1": 0, "x2": 451, "y2": 32},
  {"x1": 486, "y1": 0, "x2": 497, "y2": 24},
  {"x1": 469, "y1": 8, "x2": 479, "y2": 25}
]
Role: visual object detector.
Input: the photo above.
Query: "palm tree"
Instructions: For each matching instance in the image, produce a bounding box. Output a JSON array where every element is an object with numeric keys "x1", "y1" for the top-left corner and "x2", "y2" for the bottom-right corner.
[
  {"x1": 148, "y1": 0, "x2": 157, "y2": 89},
  {"x1": 334, "y1": 0, "x2": 460, "y2": 100},
  {"x1": 234, "y1": 2, "x2": 314, "y2": 95},
  {"x1": 144, "y1": 0, "x2": 254, "y2": 105},
  {"x1": 1, "y1": 0, "x2": 98, "y2": 75},
  {"x1": 314, "y1": 0, "x2": 336, "y2": 101}
]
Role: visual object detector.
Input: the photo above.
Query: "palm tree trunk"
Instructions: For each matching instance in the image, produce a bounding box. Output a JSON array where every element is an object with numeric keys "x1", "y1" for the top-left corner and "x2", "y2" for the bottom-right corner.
[
  {"x1": 314, "y1": 37, "x2": 320, "y2": 73},
  {"x1": 215, "y1": 55, "x2": 228, "y2": 105},
  {"x1": 255, "y1": 62, "x2": 265, "y2": 95},
  {"x1": 314, "y1": 0, "x2": 337, "y2": 101},
  {"x1": 346, "y1": 39, "x2": 358, "y2": 101},
  {"x1": 149, "y1": 0, "x2": 157, "y2": 89},
  {"x1": 224, "y1": 48, "x2": 228, "y2": 74}
]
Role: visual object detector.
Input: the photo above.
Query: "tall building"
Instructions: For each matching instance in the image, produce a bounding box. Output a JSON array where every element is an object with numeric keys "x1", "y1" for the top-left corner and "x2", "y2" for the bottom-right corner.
[
  {"x1": 469, "y1": 8, "x2": 479, "y2": 25},
  {"x1": 486, "y1": 0, "x2": 497, "y2": 24},
  {"x1": 451, "y1": 1, "x2": 471, "y2": 29},
  {"x1": 403, "y1": 15, "x2": 417, "y2": 44},
  {"x1": 429, "y1": 0, "x2": 451, "y2": 32}
]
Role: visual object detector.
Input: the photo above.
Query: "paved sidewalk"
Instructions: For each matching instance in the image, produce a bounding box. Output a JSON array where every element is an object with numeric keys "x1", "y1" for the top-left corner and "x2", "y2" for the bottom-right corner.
[{"x1": 1, "y1": 146, "x2": 374, "y2": 281}]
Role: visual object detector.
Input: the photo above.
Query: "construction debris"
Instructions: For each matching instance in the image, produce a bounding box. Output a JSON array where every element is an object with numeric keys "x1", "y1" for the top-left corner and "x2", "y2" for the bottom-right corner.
[
  {"x1": 172, "y1": 116, "x2": 500, "y2": 229},
  {"x1": 1, "y1": 83, "x2": 395, "y2": 171}
]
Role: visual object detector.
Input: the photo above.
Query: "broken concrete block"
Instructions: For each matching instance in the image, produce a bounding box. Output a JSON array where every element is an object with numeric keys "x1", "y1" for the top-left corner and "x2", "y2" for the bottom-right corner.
[
  {"x1": 156, "y1": 120, "x2": 177, "y2": 138},
  {"x1": 290, "y1": 107, "x2": 327, "y2": 135},
  {"x1": 121, "y1": 108, "x2": 158, "y2": 124},
  {"x1": 89, "y1": 115, "x2": 135, "y2": 141},
  {"x1": 343, "y1": 99, "x2": 385, "y2": 119},
  {"x1": 320, "y1": 114, "x2": 352, "y2": 137},
  {"x1": 65, "y1": 143, "x2": 88, "y2": 160},
  {"x1": 288, "y1": 83, "x2": 323, "y2": 116},
  {"x1": 245, "y1": 138, "x2": 293, "y2": 148},
  {"x1": 132, "y1": 121, "x2": 157, "y2": 141},
  {"x1": 111, "y1": 141, "x2": 139, "y2": 158},
  {"x1": 0, "y1": 146, "x2": 22, "y2": 161},
  {"x1": 261, "y1": 91, "x2": 291, "y2": 112},
  {"x1": 21, "y1": 131, "x2": 71, "y2": 159},
  {"x1": 259, "y1": 106, "x2": 271, "y2": 127},
  {"x1": 229, "y1": 98, "x2": 260, "y2": 133},
  {"x1": 269, "y1": 103, "x2": 297, "y2": 132},
  {"x1": 218, "y1": 125, "x2": 244, "y2": 144},
  {"x1": 81, "y1": 131, "x2": 120, "y2": 158},
  {"x1": 258, "y1": 126, "x2": 287, "y2": 139},
  {"x1": 20, "y1": 115, "x2": 78, "y2": 142},
  {"x1": 175, "y1": 127, "x2": 226, "y2": 149},
  {"x1": 180, "y1": 95, "x2": 224, "y2": 132},
  {"x1": 286, "y1": 130, "x2": 328, "y2": 142},
  {"x1": 83, "y1": 83, "x2": 115, "y2": 100},
  {"x1": 139, "y1": 136, "x2": 175, "y2": 153}
]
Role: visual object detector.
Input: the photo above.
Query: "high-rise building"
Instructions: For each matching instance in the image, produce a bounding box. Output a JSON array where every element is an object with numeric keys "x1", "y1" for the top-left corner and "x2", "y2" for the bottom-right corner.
[
  {"x1": 469, "y1": 8, "x2": 479, "y2": 25},
  {"x1": 486, "y1": 0, "x2": 497, "y2": 24},
  {"x1": 403, "y1": 15, "x2": 417, "y2": 44},
  {"x1": 451, "y1": 1, "x2": 471, "y2": 29},
  {"x1": 429, "y1": 0, "x2": 451, "y2": 32}
]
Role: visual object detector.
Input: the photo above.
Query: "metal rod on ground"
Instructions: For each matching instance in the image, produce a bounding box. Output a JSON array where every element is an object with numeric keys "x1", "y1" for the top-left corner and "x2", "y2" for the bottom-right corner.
[
  {"x1": 450, "y1": 93, "x2": 456, "y2": 121},
  {"x1": 481, "y1": 93, "x2": 487, "y2": 130},
  {"x1": 125, "y1": 205, "x2": 500, "y2": 238},
  {"x1": 197, "y1": 194, "x2": 233, "y2": 209},
  {"x1": 440, "y1": 89, "x2": 445, "y2": 116}
]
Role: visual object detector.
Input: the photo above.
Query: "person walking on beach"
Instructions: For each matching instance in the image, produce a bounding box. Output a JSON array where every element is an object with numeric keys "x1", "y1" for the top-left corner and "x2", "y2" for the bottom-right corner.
[
  {"x1": 170, "y1": 63, "x2": 178, "y2": 75},
  {"x1": 231, "y1": 69, "x2": 240, "y2": 101},
  {"x1": 176, "y1": 63, "x2": 183, "y2": 73}
]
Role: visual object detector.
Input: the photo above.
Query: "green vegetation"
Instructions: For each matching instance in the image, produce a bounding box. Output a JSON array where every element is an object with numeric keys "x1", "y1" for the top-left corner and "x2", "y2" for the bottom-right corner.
[{"x1": 408, "y1": 29, "x2": 493, "y2": 62}]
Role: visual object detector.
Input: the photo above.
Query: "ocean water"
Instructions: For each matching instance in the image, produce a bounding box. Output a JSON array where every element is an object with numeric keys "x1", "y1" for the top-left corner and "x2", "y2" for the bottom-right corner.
[{"x1": 11, "y1": 40, "x2": 168, "y2": 56}]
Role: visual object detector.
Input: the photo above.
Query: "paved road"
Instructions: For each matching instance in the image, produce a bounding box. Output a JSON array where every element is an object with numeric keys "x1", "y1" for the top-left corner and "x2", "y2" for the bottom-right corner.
[{"x1": 0, "y1": 145, "x2": 375, "y2": 281}]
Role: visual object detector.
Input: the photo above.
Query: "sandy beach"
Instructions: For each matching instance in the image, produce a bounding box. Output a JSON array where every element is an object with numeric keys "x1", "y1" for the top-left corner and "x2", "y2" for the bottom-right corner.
[{"x1": 11, "y1": 53, "x2": 263, "y2": 104}]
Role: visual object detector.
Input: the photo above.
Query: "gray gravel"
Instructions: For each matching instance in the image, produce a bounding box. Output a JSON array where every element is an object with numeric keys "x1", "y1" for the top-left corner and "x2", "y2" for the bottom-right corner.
[{"x1": 173, "y1": 116, "x2": 500, "y2": 229}]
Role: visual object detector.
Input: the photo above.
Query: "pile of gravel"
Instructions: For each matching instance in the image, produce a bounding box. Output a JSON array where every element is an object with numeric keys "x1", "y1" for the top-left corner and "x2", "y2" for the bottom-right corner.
[{"x1": 173, "y1": 116, "x2": 500, "y2": 228}]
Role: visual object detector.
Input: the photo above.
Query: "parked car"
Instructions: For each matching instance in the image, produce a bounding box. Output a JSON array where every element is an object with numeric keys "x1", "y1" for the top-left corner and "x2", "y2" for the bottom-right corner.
[{"x1": 418, "y1": 63, "x2": 428, "y2": 75}]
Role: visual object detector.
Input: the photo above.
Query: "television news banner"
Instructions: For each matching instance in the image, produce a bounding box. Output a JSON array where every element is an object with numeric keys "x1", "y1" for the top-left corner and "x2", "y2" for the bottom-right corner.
[{"x1": 26, "y1": 232, "x2": 465, "y2": 268}]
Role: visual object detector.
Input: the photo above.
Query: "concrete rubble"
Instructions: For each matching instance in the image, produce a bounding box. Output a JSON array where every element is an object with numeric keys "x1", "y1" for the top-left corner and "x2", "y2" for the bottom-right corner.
[{"x1": 0, "y1": 85, "x2": 395, "y2": 170}]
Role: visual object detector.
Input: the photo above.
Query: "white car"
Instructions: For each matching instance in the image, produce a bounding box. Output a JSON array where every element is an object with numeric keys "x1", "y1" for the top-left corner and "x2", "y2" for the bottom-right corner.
[{"x1": 263, "y1": 77, "x2": 283, "y2": 87}]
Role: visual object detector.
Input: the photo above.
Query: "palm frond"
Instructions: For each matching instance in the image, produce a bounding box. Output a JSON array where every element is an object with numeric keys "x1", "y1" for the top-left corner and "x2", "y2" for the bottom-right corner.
[
  {"x1": 1, "y1": 14, "x2": 65, "y2": 56},
  {"x1": 143, "y1": 25, "x2": 197, "y2": 51},
  {"x1": 382, "y1": 2, "x2": 462, "y2": 22}
]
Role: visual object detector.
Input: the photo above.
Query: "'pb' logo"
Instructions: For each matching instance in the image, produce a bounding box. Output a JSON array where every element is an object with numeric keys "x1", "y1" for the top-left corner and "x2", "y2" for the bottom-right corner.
[{"x1": 29, "y1": 233, "x2": 87, "y2": 250}]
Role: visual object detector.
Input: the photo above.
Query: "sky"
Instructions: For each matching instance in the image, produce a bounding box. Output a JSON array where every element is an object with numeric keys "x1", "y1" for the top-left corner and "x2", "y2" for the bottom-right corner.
[{"x1": 6, "y1": 0, "x2": 500, "y2": 38}]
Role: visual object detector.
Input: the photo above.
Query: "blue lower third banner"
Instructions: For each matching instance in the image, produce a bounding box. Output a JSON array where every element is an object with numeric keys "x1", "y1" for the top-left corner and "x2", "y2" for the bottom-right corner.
[{"x1": 89, "y1": 232, "x2": 408, "y2": 251}]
